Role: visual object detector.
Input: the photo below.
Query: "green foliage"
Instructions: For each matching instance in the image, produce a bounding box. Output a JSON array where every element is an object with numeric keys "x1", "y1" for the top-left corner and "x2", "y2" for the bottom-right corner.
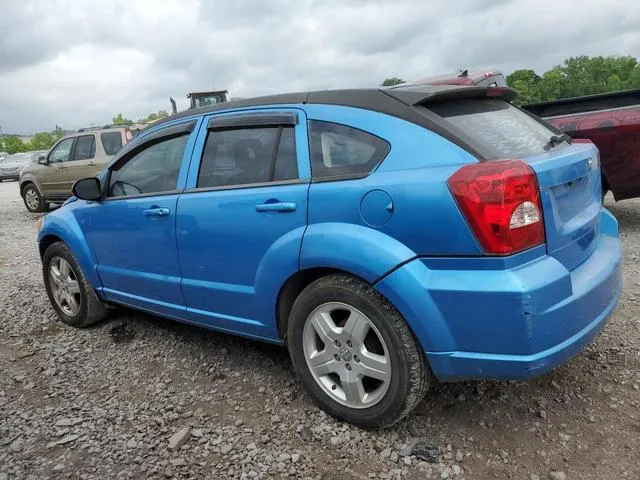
[
  {"x1": 53, "y1": 126, "x2": 65, "y2": 141},
  {"x1": 138, "y1": 110, "x2": 170, "y2": 123},
  {"x1": 1, "y1": 136, "x2": 28, "y2": 154},
  {"x1": 381, "y1": 77, "x2": 405, "y2": 87},
  {"x1": 508, "y1": 55, "x2": 640, "y2": 105},
  {"x1": 112, "y1": 113, "x2": 134, "y2": 126},
  {"x1": 30, "y1": 132, "x2": 55, "y2": 150}
]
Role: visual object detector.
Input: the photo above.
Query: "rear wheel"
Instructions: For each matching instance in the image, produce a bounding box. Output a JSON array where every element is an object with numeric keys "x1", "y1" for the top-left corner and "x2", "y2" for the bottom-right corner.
[
  {"x1": 287, "y1": 274, "x2": 430, "y2": 428},
  {"x1": 43, "y1": 242, "x2": 109, "y2": 328},
  {"x1": 22, "y1": 183, "x2": 48, "y2": 213}
]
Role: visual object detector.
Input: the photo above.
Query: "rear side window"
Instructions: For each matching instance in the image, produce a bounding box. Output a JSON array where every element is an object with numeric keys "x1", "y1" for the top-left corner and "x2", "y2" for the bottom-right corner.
[
  {"x1": 427, "y1": 99, "x2": 559, "y2": 158},
  {"x1": 308, "y1": 121, "x2": 390, "y2": 179},
  {"x1": 101, "y1": 131, "x2": 124, "y2": 155},
  {"x1": 72, "y1": 135, "x2": 96, "y2": 160},
  {"x1": 197, "y1": 126, "x2": 298, "y2": 188}
]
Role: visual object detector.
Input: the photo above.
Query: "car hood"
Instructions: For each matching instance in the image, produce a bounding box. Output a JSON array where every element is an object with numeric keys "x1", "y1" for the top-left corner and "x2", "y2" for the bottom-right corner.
[{"x1": 1, "y1": 161, "x2": 29, "y2": 168}]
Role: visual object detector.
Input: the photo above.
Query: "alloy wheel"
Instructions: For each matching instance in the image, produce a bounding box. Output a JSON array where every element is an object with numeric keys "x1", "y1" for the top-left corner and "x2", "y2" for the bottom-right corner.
[{"x1": 302, "y1": 302, "x2": 391, "y2": 409}]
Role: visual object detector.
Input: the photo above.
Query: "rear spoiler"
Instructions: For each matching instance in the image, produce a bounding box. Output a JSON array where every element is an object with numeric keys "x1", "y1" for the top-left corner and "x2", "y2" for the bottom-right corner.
[{"x1": 382, "y1": 85, "x2": 518, "y2": 106}]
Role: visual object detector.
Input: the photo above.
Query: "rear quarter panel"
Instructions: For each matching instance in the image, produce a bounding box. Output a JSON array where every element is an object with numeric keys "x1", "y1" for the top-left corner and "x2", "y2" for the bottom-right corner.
[
  {"x1": 301, "y1": 105, "x2": 482, "y2": 282},
  {"x1": 546, "y1": 106, "x2": 640, "y2": 200}
]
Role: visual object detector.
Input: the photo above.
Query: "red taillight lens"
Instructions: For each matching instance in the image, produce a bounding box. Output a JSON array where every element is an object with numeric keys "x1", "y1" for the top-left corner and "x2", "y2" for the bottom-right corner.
[
  {"x1": 447, "y1": 160, "x2": 544, "y2": 255},
  {"x1": 125, "y1": 129, "x2": 133, "y2": 142}
]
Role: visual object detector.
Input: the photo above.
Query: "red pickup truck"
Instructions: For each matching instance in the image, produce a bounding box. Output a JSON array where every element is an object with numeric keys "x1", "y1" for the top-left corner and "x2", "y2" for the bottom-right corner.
[
  {"x1": 523, "y1": 89, "x2": 640, "y2": 200},
  {"x1": 413, "y1": 71, "x2": 640, "y2": 200}
]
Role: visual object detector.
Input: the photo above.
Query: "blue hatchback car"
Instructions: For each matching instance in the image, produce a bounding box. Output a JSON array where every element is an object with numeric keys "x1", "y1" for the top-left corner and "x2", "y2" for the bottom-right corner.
[{"x1": 37, "y1": 84, "x2": 622, "y2": 428}]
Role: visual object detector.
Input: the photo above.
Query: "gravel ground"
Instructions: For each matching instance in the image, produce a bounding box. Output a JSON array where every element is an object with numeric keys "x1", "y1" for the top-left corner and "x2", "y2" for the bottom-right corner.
[{"x1": 0, "y1": 179, "x2": 638, "y2": 480}]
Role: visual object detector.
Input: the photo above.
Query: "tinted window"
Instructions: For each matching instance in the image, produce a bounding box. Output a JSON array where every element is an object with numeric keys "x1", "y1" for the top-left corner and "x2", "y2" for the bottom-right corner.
[
  {"x1": 197, "y1": 127, "x2": 280, "y2": 188},
  {"x1": 428, "y1": 99, "x2": 560, "y2": 158},
  {"x1": 72, "y1": 135, "x2": 96, "y2": 160},
  {"x1": 308, "y1": 121, "x2": 390, "y2": 178},
  {"x1": 108, "y1": 134, "x2": 188, "y2": 197},
  {"x1": 48, "y1": 138, "x2": 75, "y2": 163},
  {"x1": 101, "y1": 131, "x2": 124, "y2": 155}
]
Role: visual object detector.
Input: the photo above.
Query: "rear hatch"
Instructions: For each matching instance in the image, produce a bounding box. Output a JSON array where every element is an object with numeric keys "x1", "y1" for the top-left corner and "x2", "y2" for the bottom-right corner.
[{"x1": 425, "y1": 95, "x2": 601, "y2": 270}]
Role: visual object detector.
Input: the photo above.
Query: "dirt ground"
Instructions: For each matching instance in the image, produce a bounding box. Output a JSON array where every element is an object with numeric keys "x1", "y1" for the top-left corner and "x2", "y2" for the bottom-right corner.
[{"x1": 0, "y1": 179, "x2": 638, "y2": 480}]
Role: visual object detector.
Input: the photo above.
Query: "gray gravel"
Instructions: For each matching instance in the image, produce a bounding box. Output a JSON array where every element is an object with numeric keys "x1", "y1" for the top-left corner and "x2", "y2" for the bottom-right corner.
[{"x1": 1, "y1": 180, "x2": 639, "y2": 479}]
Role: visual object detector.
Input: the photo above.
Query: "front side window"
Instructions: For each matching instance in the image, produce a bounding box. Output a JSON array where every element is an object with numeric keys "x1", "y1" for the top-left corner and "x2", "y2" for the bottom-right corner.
[
  {"x1": 308, "y1": 121, "x2": 390, "y2": 179},
  {"x1": 48, "y1": 138, "x2": 75, "y2": 163},
  {"x1": 101, "y1": 131, "x2": 124, "y2": 156},
  {"x1": 108, "y1": 134, "x2": 189, "y2": 197},
  {"x1": 197, "y1": 126, "x2": 298, "y2": 188},
  {"x1": 72, "y1": 135, "x2": 96, "y2": 161}
]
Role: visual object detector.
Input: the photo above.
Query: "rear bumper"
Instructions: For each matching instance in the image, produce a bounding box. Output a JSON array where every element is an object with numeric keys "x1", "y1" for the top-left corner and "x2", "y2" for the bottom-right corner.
[{"x1": 375, "y1": 210, "x2": 622, "y2": 381}]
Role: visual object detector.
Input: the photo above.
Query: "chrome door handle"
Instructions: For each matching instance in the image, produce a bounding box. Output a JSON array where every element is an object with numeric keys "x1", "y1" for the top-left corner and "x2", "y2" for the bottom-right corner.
[
  {"x1": 143, "y1": 207, "x2": 170, "y2": 217},
  {"x1": 255, "y1": 202, "x2": 296, "y2": 212}
]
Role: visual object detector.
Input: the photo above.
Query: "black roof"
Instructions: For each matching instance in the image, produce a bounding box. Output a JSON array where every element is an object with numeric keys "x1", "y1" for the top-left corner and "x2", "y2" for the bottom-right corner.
[
  {"x1": 145, "y1": 85, "x2": 518, "y2": 159},
  {"x1": 151, "y1": 85, "x2": 516, "y2": 127}
]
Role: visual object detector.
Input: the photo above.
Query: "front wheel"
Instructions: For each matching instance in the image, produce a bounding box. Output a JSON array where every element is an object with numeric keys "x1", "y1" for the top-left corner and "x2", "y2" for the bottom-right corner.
[
  {"x1": 22, "y1": 184, "x2": 48, "y2": 213},
  {"x1": 287, "y1": 274, "x2": 430, "y2": 428},
  {"x1": 43, "y1": 242, "x2": 110, "y2": 328}
]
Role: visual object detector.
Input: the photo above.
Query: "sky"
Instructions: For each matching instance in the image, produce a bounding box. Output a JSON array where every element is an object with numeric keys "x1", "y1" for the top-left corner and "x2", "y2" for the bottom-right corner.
[{"x1": 1, "y1": 0, "x2": 639, "y2": 134}]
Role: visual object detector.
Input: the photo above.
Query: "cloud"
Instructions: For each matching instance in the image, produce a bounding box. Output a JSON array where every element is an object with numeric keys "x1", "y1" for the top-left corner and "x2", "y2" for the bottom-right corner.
[{"x1": 0, "y1": 0, "x2": 638, "y2": 133}]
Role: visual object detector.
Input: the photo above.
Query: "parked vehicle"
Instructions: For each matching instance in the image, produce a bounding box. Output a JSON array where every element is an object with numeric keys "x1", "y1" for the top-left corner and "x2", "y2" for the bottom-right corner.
[
  {"x1": 0, "y1": 151, "x2": 8, "y2": 161},
  {"x1": 19, "y1": 126, "x2": 134, "y2": 212},
  {"x1": 523, "y1": 89, "x2": 640, "y2": 200},
  {"x1": 36, "y1": 84, "x2": 622, "y2": 428},
  {"x1": 0, "y1": 153, "x2": 33, "y2": 181},
  {"x1": 407, "y1": 69, "x2": 507, "y2": 88}
]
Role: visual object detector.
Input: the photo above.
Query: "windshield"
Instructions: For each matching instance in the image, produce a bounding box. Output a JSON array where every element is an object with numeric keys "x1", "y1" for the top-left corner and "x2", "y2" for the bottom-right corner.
[{"x1": 427, "y1": 98, "x2": 564, "y2": 158}]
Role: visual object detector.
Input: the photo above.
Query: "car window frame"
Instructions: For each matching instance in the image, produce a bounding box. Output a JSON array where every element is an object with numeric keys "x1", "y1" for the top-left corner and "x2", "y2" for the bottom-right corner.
[
  {"x1": 69, "y1": 134, "x2": 96, "y2": 162},
  {"x1": 100, "y1": 120, "x2": 198, "y2": 201},
  {"x1": 184, "y1": 109, "x2": 308, "y2": 193},
  {"x1": 47, "y1": 137, "x2": 76, "y2": 164}
]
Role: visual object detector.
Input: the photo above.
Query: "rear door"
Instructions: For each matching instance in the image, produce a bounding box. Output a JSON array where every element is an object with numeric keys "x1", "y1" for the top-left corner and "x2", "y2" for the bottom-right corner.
[
  {"x1": 41, "y1": 137, "x2": 75, "y2": 198},
  {"x1": 66, "y1": 134, "x2": 99, "y2": 182},
  {"x1": 428, "y1": 98, "x2": 602, "y2": 271},
  {"x1": 176, "y1": 109, "x2": 310, "y2": 339}
]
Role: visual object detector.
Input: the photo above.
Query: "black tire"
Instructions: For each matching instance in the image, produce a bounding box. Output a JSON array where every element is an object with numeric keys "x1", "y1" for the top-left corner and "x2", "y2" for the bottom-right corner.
[
  {"x1": 43, "y1": 241, "x2": 110, "y2": 328},
  {"x1": 22, "y1": 183, "x2": 48, "y2": 213},
  {"x1": 287, "y1": 274, "x2": 431, "y2": 428}
]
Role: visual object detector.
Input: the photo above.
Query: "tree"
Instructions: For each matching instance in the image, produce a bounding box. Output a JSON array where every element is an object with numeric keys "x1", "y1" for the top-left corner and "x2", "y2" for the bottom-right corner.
[
  {"x1": 381, "y1": 77, "x2": 405, "y2": 87},
  {"x1": 507, "y1": 55, "x2": 640, "y2": 105},
  {"x1": 30, "y1": 132, "x2": 55, "y2": 150},
  {"x1": 112, "y1": 113, "x2": 134, "y2": 126},
  {"x1": 138, "y1": 110, "x2": 170, "y2": 124},
  {"x1": 506, "y1": 69, "x2": 541, "y2": 105},
  {"x1": 2, "y1": 136, "x2": 27, "y2": 154},
  {"x1": 53, "y1": 126, "x2": 65, "y2": 141}
]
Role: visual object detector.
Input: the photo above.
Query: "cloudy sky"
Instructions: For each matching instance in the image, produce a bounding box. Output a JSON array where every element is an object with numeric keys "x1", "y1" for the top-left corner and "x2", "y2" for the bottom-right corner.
[{"x1": 1, "y1": 0, "x2": 639, "y2": 134}]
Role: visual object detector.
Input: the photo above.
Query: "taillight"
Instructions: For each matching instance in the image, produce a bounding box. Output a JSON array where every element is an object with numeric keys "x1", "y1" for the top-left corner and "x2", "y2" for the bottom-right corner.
[
  {"x1": 125, "y1": 129, "x2": 133, "y2": 142},
  {"x1": 447, "y1": 160, "x2": 544, "y2": 255}
]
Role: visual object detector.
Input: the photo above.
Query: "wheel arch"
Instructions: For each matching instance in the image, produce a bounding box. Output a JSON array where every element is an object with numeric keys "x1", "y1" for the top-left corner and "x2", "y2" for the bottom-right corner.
[{"x1": 38, "y1": 215, "x2": 103, "y2": 289}]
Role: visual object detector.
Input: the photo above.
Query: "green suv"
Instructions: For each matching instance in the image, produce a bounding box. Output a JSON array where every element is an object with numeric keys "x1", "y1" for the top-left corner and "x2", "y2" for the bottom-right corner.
[{"x1": 19, "y1": 126, "x2": 133, "y2": 212}]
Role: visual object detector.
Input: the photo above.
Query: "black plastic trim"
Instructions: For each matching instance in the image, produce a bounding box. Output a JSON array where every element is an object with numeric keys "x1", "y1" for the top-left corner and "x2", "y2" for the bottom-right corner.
[
  {"x1": 311, "y1": 172, "x2": 370, "y2": 183},
  {"x1": 184, "y1": 178, "x2": 306, "y2": 194},
  {"x1": 102, "y1": 189, "x2": 182, "y2": 202},
  {"x1": 208, "y1": 112, "x2": 297, "y2": 129}
]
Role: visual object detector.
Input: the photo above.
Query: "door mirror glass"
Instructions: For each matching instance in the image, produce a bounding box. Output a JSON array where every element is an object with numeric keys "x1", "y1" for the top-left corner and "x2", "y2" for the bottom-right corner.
[
  {"x1": 37, "y1": 155, "x2": 47, "y2": 165},
  {"x1": 73, "y1": 177, "x2": 102, "y2": 201}
]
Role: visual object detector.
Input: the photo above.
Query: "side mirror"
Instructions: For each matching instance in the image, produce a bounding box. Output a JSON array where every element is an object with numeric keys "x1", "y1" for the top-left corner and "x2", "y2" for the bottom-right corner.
[
  {"x1": 72, "y1": 177, "x2": 102, "y2": 201},
  {"x1": 38, "y1": 155, "x2": 47, "y2": 165}
]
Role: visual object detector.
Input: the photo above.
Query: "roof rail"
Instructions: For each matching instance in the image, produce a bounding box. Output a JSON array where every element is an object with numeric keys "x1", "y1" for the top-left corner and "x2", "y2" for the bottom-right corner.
[{"x1": 76, "y1": 124, "x2": 128, "y2": 133}]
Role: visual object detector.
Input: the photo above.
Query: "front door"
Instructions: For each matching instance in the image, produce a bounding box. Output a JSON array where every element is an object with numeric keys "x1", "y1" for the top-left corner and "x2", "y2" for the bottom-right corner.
[
  {"x1": 66, "y1": 134, "x2": 100, "y2": 183},
  {"x1": 177, "y1": 110, "x2": 310, "y2": 339},
  {"x1": 82, "y1": 120, "x2": 199, "y2": 318},
  {"x1": 41, "y1": 137, "x2": 74, "y2": 198}
]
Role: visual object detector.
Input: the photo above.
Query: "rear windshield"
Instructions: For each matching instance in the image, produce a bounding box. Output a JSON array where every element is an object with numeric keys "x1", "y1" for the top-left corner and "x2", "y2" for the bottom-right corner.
[
  {"x1": 101, "y1": 131, "x2": 124, "y2": 156},
  {"x1": 428, "y1": 98, "x2": 561, "y2": 158}
]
